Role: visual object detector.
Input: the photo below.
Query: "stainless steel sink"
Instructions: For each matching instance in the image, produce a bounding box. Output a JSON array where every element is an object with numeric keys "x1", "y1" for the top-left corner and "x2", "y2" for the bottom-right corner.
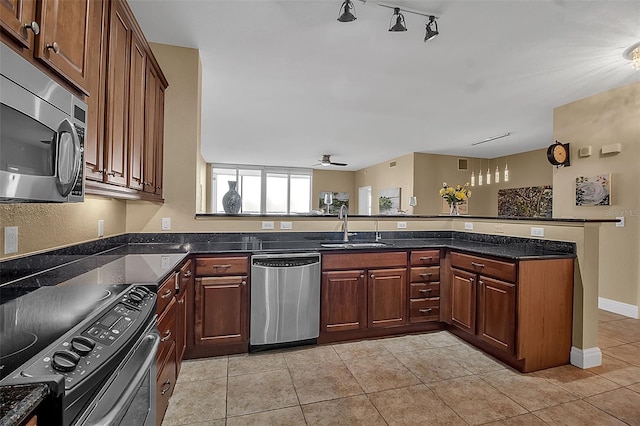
[{"x1": 320, "y1": 242, "x2": 387, "y2": 249}]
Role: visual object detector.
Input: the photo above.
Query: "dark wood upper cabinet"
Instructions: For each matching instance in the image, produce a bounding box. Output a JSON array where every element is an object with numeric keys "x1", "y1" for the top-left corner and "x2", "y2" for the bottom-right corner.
[
  {"x1": 0, "y1": 0, "x2": 37, "y2": 49},
  {"x1": 128, "y1": 31, "x2": 147, "y2": 191}
]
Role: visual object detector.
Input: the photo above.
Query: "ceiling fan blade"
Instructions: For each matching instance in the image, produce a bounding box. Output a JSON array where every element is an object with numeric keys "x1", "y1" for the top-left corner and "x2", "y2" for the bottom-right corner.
[{"x1": 330, "y1": 162, "x2": 348, "y2": 166}]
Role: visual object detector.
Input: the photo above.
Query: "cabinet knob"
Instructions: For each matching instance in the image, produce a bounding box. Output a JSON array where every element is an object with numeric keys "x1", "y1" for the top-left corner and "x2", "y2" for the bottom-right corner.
[
  {"x1": 47, "y1": 41, "x2": 60, "y2": 54},
  {"x1": 479, "y1": 280, "x2": 484, "y2": 287},
  {"x1": 23, "y1": 21, "x2": 40, "y2": 35},
  {"x1": 360, "y1": 274, "x2": 364, "y2": 278},
  {"x1": 177, "y1": 298, "x2": 184, "y2": 304},
  {"x1": 469, "y1": 277, "x2": 475, "y2": 283},
  {"x1": 183, "y1": 271, "x2": 192, "y2": 278},
  {"x1": 370, "y1": 274, "x2": 375, "y2": 278},
  {"x1": 241, "y1": 280, "x2": 247, "y2": 286}
]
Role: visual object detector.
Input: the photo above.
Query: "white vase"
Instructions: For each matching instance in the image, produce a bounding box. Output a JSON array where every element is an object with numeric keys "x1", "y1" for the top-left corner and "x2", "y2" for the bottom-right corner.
[{"x1": 449, "y1": 202, "x2": 460, "y2": 216}]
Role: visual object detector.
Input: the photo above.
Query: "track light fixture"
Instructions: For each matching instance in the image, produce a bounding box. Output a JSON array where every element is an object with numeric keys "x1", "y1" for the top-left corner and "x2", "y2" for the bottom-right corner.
[
  {"x1": 389, "y1": 7, "x2": 407, "y2": 32},
  {"x1": 424, "y1": 15, "x2": 438, "y2": 42},
  {"x1": 337, "y1": 0, "x2": 357, "y2": 22}
]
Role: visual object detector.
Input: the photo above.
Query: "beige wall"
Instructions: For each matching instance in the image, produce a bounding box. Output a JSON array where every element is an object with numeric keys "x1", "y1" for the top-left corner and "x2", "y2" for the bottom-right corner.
[
  {"x1": 553, "y1": 81, "x2": 640, "y2": 310},
  {"x1": 355, "y1": 153, "x2": 415, "y2": 215},
  {"x1": 312, "y1": 169, "x2": 356, "y2": 214}
]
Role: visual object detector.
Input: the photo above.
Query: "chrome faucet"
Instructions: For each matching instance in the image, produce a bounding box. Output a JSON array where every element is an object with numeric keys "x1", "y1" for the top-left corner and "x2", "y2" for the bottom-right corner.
[
  {"x1": 339, "y1": 205, "x2": 349, "y2": 242},
  {"x1": 375, "y1": 220, "x2": 381, "y2": 241}
]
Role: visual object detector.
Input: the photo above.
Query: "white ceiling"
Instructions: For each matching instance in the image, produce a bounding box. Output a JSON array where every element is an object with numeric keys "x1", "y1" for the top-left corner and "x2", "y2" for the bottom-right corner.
[{"x1": 128, "y1": 0, "x2": 639, "y2": 171}]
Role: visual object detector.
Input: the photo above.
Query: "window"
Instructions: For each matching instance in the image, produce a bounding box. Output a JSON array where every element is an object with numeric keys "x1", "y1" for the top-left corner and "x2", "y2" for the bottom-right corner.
[{"x1": 211, "y1": 165, "x2": 312, "y2": 214}]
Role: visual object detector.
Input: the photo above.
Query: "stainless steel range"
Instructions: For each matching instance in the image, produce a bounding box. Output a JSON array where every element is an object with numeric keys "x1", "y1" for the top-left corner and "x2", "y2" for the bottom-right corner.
[{"x1": 0, "y1": 252, "x2": 185, "y2": 426}]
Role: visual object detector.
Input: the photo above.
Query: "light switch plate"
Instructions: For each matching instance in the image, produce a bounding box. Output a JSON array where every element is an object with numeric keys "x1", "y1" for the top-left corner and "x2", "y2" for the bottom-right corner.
[
  {"x1": 161, "y1": 217, "x2": 171, "y2": 231},
  {"x1": 161, "y1": 256, "x2": 171, "y2": 269},
  {"x1": 616, "y1": 217, "x2": 625, "y2": 227},
  {"x1": 531, "y1": 227, "x2": 545, "y2": 237},
  {"x1": 98, "y1": 220, "x2": 104, "y2": 237},
  {"x1": 280, "y1": 221, "x2": 292, "y2": 230},
  {"x1": 397, "y1": 222, "x2": 407, "y2": 229},
  {"x1": 262, "y1": 221, "x2": 274, "y2": 229},
  {"x1": 4, "y1": 226, "x2": 18, "y2": 254},
  {"x1": 464, "y1": 222, "x2": 474, "y2": 230}
]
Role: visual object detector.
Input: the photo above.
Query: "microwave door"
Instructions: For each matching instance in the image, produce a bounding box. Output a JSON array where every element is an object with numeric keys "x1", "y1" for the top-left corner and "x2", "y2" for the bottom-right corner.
[{"x1": 55, "y1": 118, "x2": 81, "y2": 197}]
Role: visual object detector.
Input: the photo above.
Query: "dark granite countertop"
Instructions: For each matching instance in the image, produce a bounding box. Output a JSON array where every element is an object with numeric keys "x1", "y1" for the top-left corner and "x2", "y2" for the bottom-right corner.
[{"x1": 0, "y1": 384, "x2": 49, "y2": 426}]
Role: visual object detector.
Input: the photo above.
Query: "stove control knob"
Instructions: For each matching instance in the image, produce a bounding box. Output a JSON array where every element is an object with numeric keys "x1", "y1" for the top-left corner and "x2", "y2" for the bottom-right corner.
[
  {"x1": 52, "y1": 350, "x2": 81, "y2": 372},
  {"x1": 71, "y1": 336, "x2": 96, "y2": 356},
  {"x1": 128, "y1": 291, "x2": 144, "y2": 304}
]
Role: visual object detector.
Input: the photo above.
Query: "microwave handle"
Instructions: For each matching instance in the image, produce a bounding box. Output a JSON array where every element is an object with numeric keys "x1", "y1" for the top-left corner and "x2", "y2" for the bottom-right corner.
[{"x1": 55, "y1": 118, "x2": 82, "y2": 197}]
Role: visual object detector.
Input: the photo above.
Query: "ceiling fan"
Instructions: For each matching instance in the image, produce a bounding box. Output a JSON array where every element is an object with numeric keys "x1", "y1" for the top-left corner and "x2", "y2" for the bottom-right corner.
[{"x1": 314, "y1": 154, "x2": 348, "y2": 167}]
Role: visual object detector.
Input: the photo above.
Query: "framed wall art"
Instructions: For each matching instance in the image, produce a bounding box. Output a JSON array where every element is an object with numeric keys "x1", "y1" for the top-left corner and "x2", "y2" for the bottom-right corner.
[{"x1": 576, "y1": 174, "x2": 611, "y2": 206}]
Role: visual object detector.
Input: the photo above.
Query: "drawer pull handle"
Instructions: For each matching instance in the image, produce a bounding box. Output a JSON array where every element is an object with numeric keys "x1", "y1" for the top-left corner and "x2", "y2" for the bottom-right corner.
[
  {"x1": 419, "y1": 256, "x2": 432, "y2": 261},
  {"x1": 471, "y1": 262, "x2": 485, "y2": 268},
  {"x1": 23, "y1": 21, "x2": 40, "y2": 35},
  {"x1": 161, "y1": 289, "x2": 173, "y2": 298},
  {"x1": 161, "y1": 330, "x2": 172, "y2": 342},
  {"x1": 419, "y1": 273, "x2": 433, "y2": 278},
  {"x1": 47, "y1": 41, "x2": 60, "y2": 54},
  {"x1": 418, "y1": 289, "x2": 432, "y2": 293},
  {"x1": 418, "y1": 308, "x2": 432, "y2": 313},
  {"x1": 161, "y1": 380, "x2": 172, "y2": 395},
  {"x1": 212, "y1": 264, "x2": 232, "y2": 269},
  {"x1": 183, "y1": 270, "x2": 192, "y2": 278}
]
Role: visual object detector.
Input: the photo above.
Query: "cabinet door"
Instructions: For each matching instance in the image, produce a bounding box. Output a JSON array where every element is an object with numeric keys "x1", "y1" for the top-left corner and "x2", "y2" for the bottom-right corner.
[
  {"x1": 368, "y1": 268, "x2": 406, "y2": 328},
  {"x1": 104, "y1": 0, "x2": 130, "y2": 186},
  {"x1": 321, "y1": 270, "x2": 366, "y2": 333},
  {"x1": 477, "y1": 275, "x2": 516, "y2": 354},
  {"x1": 127, "y1": 31, "x2": 146, "y2": 191},
  {"x1": 0, "y1": 0, "x2": 36, "y2": 48},
  {"x1": 194, "y1": 276, "x2": 248, "y2": 345},
  {"x1": 154, "y1": 84, "x2": 165, "y2": 196},
  {"x1": 143, "y1": 62, "x2": 158, "y2": 194},
  {"x1": 450, "y1": 268, "x2": 476, "y2": 335},
  {"x1": 175, "y1": 289, "x2": 186, "y2": 372},
  {"x1": 35, "y1": 0, "x2": 93, "y2": 95}
]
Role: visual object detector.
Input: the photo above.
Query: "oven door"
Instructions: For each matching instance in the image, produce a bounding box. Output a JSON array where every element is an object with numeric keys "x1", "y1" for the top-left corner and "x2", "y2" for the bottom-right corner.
[{"x1": 74, "y1": 326, "x2": 160, "y2": 426}]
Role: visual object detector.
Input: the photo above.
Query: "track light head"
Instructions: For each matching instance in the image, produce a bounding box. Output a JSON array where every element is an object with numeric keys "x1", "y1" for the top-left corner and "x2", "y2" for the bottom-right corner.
[
  {"x1": 424, "y1": 15, "x2": 439, "y2": 42},
  {"x1": 337, "y1": 0, "x2": 357, "y2": 22},
  {"x1": 389, "y1": 7, "x2": 407, "y2": 32}
]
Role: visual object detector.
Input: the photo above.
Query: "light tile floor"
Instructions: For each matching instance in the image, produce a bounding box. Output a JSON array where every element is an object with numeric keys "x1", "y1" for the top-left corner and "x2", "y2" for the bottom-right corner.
[{"x1": 162, "y1": 310, "x2": 640, "y2": 425}]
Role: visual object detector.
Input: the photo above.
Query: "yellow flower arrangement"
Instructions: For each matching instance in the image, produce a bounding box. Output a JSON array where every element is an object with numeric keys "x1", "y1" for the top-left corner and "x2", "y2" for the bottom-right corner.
[{"x1": 439, "y1": 182, "x2": 471, "y2": 205}]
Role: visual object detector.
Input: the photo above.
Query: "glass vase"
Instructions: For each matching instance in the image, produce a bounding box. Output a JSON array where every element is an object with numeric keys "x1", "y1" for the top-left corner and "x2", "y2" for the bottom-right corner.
[{"x1": 449, "y1": 202, "x2": 460, "y2": 216}]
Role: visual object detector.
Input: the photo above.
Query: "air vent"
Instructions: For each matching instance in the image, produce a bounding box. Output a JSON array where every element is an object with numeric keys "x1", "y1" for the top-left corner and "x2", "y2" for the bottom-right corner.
[
  {"x1": 389, "y1": 161, "x2": 397, "y2": 168},
  {"x1": 458, "y1": 158, "x2": 468, "y2": 171}
]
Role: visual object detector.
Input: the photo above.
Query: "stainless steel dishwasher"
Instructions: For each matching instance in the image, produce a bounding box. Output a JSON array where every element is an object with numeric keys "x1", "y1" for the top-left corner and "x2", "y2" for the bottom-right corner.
[{"x1": 250, "y1": 252, "x2": 321, "y2": 349}]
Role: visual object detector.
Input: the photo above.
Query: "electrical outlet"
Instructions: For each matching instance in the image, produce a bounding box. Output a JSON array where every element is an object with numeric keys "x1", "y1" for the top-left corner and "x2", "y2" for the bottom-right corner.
[
  {"x1": 616, "y1": 217, "x2": 625, "y2": 228},
  {"x1": 161, "y1": 217, "x2": 171, "y2": 231},
  {"x1": 531, "y1": 227, "x2": 545, "y2": 237},
  {"x1": 98, "y1": 220, "x2": 104, "y2": 237},
  {"x1": 280, "y1": 221, "x2": 292, "y2": 230},
  {"x1": 262, "y1": 221, "x2": 274, "y2": 230},
  {"x1": 495, "y1": 225, "x2": 505, "y2": 233},
  {"x1": 4, "y1": 226, "x2": 18, "y2": 254},
  {"x1": 464, "y1": 222, "x2": 474, "y2": 230},
  {"x1": 397, "y1": 222, "x2": 407, "y2": 229},
  {"x1": 161, "y1": 256, "x2": 171, "y2": 269}
]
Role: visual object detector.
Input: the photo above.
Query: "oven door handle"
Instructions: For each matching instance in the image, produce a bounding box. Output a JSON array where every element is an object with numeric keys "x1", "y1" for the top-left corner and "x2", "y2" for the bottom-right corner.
[{"x1": 83, "y1": 330, "x2": 160, "y2": 426}]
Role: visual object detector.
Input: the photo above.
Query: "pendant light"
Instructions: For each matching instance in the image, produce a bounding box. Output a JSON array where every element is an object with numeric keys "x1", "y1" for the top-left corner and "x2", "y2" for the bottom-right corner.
[
  {"x1": 486, "y1": 160, "x2": 491, "y2": 185},
  {"x1": 504, "y1": 159, "x2": 510, "y2": 182},
  {"x1": 337, "y1": 0, "x2": 357, "y2": 22},
  {"x1": 478, "y1": 161, "x2": 483, "y2": 186},
  {"x1": 389, "y1": 7, "x2": 407, "y2": 32},
  {"x1": 471, "y1": 171, "x2": 475, "y2": 187},
  {"x1": 494, "y1": 159, "x2": 500, "y2": 184}
]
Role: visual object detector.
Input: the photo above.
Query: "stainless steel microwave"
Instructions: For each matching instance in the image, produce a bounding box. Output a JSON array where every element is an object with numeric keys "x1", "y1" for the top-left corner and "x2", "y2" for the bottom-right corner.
[{"x1": 0, "y1": 43, "x2": 86, "y2": 203}]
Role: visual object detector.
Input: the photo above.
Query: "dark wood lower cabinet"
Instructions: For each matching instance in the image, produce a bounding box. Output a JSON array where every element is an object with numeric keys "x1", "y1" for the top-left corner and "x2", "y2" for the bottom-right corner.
[
  {"x1": 321, "y1": 270, "x2": 367, "y2": 333},
  {"x1": 450, "y1": 268, "x2": 476, "y2": 335},
  {"x1": 368, "y1": 268, "x2": 406, "y2": 328},
  {"x1": 477, "y1": 275, "x2": 516, "y2": 354}
]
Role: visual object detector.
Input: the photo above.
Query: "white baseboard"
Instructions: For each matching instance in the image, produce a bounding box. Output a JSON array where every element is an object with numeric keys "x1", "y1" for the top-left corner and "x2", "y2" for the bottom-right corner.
[
  {"x1": 598, "y1": 297, "x2": 639, "y2": 319},
  {"x1": 570, "y1": 346, "x2": 602, "y2": 369}
]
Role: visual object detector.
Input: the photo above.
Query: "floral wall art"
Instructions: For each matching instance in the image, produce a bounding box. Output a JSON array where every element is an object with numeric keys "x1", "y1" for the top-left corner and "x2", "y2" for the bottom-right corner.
[
  {"x1": 576, "y1": 174, "x2": 611, "y2": 206},
  {"x1": 498, "y1": 186, "x2": 552, "y2": 218}
]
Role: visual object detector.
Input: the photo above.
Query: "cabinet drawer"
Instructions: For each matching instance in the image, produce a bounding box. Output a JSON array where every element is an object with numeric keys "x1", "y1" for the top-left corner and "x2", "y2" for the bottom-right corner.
[
  {"x1": 410, "y1": 250, "x2": 440, "y2": 266},
  {"x1": 157, "y1": 298, "x2": 176, "y2": 364},
  {"x1": 410, "y1": 266, "x2": 440, "y2": 282},
  {"x1": 409, "y1": 282, "x2": 440, "y2": 299},
  {"x1": 177, "y1": 259, "x2": 193, "y2": 297},
  {"x1": 195, "y1": 256, "x2": 249, "y2": 276},
  {"x1": 157, "y1": 274, "x2": 176, "y2": 315},
  {"x1": 409, "y1": 298, "x2": 440, "y2": 322},
  {"x1": 450, "y1": 252, "x2": 516, "y2": 283},
  {"x1": 156, "y1": 342, "x2": 177, "y2": 425},
  {"x1": 322, "y1": 252, "x2": 407, "y2": 270}
]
